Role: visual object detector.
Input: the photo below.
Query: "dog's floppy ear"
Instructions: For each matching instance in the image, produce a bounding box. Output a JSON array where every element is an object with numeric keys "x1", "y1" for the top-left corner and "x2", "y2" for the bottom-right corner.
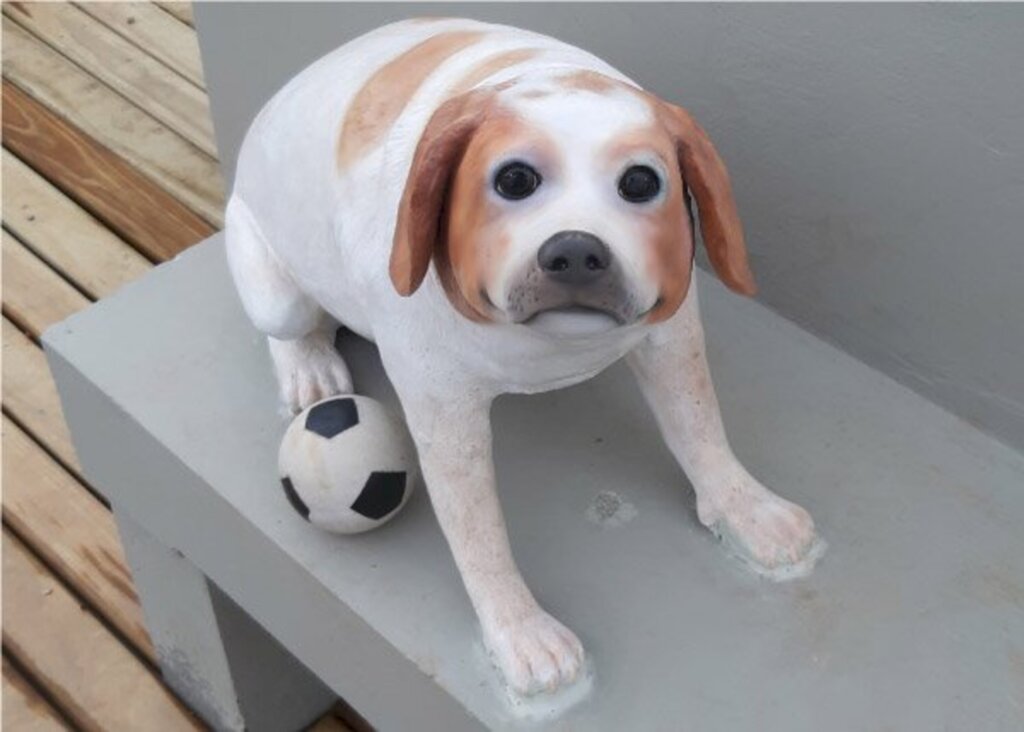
[
  {"x1": 390, "y1": 90, "x2": 494, "y2": 296},
  {"x1": 660, "y1": 103, "x2": 756, "y2": 296}
]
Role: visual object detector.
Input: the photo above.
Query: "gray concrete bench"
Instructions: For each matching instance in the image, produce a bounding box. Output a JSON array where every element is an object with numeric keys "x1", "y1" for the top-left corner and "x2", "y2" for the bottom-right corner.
[{"x1": 45, "y1": 235, "x2": 1024, "y2": 731}]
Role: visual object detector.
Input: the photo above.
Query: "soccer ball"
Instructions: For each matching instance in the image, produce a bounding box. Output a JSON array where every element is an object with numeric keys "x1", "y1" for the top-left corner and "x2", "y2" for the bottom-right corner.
[{"x1": 278, "y1": 395, "x2": 418, "y2": 533}]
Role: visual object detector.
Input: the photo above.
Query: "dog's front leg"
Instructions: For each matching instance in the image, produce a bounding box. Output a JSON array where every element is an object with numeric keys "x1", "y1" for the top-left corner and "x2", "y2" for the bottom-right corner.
[
  {"x1": 397, "y1": 386, "x2": 584, "y2": 695},
  {"x1": 627, "y1": 284, "x2": 822, "y2": 576}
]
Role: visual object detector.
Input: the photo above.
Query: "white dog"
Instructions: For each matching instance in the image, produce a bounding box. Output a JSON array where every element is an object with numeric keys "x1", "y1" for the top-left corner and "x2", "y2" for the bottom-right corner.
[{"x1": 226, "y1": 17, "x2": 821, "y2": 697}]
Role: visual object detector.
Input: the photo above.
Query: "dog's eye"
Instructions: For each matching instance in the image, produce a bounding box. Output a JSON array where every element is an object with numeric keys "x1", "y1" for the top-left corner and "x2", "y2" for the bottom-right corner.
[
  {"x1": 494, "y1": 162, "x2": 541, "y2": 200},
  {"x1": 618, "y1": 165, "x2": 661, "y2": 203}
]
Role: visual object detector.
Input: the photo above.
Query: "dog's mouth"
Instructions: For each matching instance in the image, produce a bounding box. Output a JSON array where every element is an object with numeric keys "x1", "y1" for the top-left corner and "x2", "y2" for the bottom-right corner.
[
  {"x1": 503, "y1": 267, "x2": 645, "y2": 334},
  {"x1": 519, "y1": 305, "x2": 625, "y2": 336},
  {"x1": 522, "y1": 305, "x2": 624, "y2": 324}
]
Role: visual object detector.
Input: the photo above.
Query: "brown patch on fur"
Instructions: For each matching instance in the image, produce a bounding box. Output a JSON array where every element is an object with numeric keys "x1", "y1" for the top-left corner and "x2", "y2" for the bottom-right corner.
[
  {"x1": 557, "y1": 70, "x2": 622, "y2": 95},
  {"x1": 451, "y1": 48, "x2": 542, "y2": 94},
  {"x1": 519, "y1": 88, "x2": 552, "y2": 100},
  {"x1": 337, "y1": 30, "x2": 486, "y2": 169}
]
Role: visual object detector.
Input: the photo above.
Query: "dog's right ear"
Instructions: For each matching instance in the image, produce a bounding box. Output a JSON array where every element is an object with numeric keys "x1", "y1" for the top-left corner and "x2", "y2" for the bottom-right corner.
[
  {"x1": 658, "y1": 101, "x2": 757, "y2": 297},
  {"x1": 390, "y1": 90, "x2": 495, "y2": 296}
]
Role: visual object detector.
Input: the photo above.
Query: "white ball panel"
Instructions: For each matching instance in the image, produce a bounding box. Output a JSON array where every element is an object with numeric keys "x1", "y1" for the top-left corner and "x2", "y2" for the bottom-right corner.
[{"x1": 278, "y1": 395, "x2": 418, "y2": 534}]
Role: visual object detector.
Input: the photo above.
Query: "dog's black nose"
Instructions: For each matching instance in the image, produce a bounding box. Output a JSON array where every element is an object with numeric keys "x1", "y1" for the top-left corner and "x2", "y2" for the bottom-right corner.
[{"x1": 537, "y1": 230, "x2": 611, "y2": 285}]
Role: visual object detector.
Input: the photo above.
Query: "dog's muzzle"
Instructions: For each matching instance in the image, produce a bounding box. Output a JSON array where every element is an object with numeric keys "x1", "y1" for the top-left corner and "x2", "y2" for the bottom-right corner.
[{"x1": 504, "y1": 230, "x2": 645, "y2": 326}]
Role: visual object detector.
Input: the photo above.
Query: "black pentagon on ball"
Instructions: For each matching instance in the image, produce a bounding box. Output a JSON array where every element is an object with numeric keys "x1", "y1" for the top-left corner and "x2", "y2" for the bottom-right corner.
[
  {"x1": 280, "y1": 476, "x2": 310, "y2": 521},
  {"x1": 350, "y1": 471, "x2": 406, "y2": 520},
  {"x1": 305, "y1": 397, "x2": 359, "y2": 439}
]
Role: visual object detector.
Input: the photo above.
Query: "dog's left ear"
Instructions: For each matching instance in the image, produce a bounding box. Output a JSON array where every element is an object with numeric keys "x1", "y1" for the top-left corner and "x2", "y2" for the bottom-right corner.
[
  {"x1": 660, "y1": 102, "x2": 757, "y2": 296},
  {"x1": 390, "y1": 90, "x2": 495, "y2": 296}
]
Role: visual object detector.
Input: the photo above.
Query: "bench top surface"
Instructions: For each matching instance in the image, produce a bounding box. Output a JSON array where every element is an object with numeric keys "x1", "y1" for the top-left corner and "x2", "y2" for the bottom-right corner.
[{"x1": 45, "y1": 236, "x2": 1024, "y2": 731}]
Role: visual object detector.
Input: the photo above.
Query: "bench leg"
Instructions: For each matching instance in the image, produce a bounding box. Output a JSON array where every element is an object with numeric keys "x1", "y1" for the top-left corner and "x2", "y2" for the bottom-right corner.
[{"x1": 114, "y1": 509, "x2": 336, "y2": 731}]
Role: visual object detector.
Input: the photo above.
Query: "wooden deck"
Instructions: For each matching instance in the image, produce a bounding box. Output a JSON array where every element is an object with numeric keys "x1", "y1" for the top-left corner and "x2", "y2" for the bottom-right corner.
[{"x1": 1, "y1": 4, "x2": 359, "y2": 729}]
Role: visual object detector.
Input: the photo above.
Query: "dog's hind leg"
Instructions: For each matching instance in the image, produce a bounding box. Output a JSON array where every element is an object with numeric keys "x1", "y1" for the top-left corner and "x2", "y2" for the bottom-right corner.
[{"x1": 226, "y1": 195, "x2": 352, "y2": 413}]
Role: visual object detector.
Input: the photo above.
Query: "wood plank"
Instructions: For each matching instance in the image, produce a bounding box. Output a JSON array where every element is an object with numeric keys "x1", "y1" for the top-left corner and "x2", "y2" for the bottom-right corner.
[
  {"x1": 2, "y1": 80, "x2": 214, "y2": 261},
  {"x1": 3, "y1": 416, "x2": 154, "y2": 659},
  {"x1": 0, "y1": 341, "x2": 339, "y2": 730},
  {"x1": 5, "y1": 2, "x2": 217, "y2": 156},
  {"x1": 2, "y1": 151, "x2": 151, "y2": 300},
  {"x1": 328, "y1": 699, "x2": 372, "y2": 732},
  {"x1": 308, "y1": 714, "x2": 355, "y2": 732},
  {"x1": 2, "y1": 230, "x2": 90, "y2": 337},
  {"x1": 76, "y1": 2, "x2": 206, "y2": 88},
  {"x1": 155, "y1": 2, "x2": 194, "y2": 28},
  {"x1": 2, "y1": 657, "x2": 70, "y2": 732},
  {"x1": 1, "y1": 531, "x2": 202, "y2": 732},
  {"x1": 2, "y1": 21, "x2": 225, "y2": 226},
  {"x1": 2, "y1": 318, "x2": 80, "y2": 475}
]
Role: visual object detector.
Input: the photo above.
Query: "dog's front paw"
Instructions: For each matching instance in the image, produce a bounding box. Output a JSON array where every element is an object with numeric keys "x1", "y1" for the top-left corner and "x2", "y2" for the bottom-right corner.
[
  {"x1": 699, "y1": 483, "x2": 822, "y2": 577},
  {"x1": 269, "y1": 333, "x2": 353, "y2": 414},
  {"x1": 483, "y1": 608, "x2": 585, "y2": 697}
]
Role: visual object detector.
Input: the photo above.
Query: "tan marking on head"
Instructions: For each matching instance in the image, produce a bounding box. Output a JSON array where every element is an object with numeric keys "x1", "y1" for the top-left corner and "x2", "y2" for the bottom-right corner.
[
  {"x1": 644, "y1": 192, "x2": 693, "y2": 322},
  {"x1": 442, "y1": 115, "x2": 560, "y2": 321},
  {"x1": 338, "y1": 30, "x2": 486, "y2": 169},
  {"x1": 601, "y1": 127, "x2": 693, "y2": 322},
  {"x1": 518, "y1": 88, "x2": 552, "y2": 100},
  {"x1": 450, "y1": 48, "x2": 542, "y2": 95}
]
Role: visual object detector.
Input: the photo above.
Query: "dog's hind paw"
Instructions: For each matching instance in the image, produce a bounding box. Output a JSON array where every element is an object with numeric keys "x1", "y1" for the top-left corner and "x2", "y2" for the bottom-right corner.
[{"x1": 484, "y1": 607, "x2": 586, "y2": 697}]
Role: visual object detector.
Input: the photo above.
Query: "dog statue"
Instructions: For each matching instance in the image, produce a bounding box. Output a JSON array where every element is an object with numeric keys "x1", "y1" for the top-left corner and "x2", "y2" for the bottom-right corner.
[{"x1": 227, "y1": 17, "x2": 822, "y2": 697}]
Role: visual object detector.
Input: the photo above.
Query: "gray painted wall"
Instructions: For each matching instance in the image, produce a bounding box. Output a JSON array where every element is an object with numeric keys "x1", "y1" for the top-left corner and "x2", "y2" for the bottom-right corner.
[{"x1": 196, "y1": 3, "x2": 1024, "y2": 451}]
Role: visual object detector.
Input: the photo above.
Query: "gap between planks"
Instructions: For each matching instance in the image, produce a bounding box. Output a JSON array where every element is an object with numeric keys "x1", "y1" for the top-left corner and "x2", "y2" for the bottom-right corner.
[
  {"x1": 2, "y1": 228, "x2": 92, "y2": 337},
  {"x1": 2, "y1": 655, "x2": 72, "y2": 732},
  {"x1": 2, "y1": 415, "x2": 153, "y2": 659},
  {"x1": 0, "y1": 336, "x2": 361, "y2": 730},
  {"x1": 154, "y1": 1, "x2": 194, "y2": 28},
  {"x1": 2, "y1": 191, "x2": 157, "y2": 663},
  {"x1": 2, "y1": 529, "x2": 204, "y2": 731},
  {"x1": 2, "y1": 19, "x2": 225, "y2": 226},
  {"x1": 2, "y1": 103, "x2": 202, "y2": 726},
  {"x1": 2, "y1": 9, "x2": 358, "y2": 722},
  {"x1": 5, "y1": 2, "x2": 217, "y2": 156},
  {"x1": 1, "y1": 142, "x2": 157, "y2": 471},
  {"x1": 1, "y1": 226, "x2": 159, "y2": 666},
  {"x1": 1, "y1": 105, "x2": 355, "y2": 732},
  {"x1": 2, "y1": 317, "x2": 83, "y2": 483},
  {"x1": 2, "y1": 149, "x2": 152, "y2": 301},
  {"x1": 2, "y1": 80, "x2": 214, "y2": 261},
  {"x1": 75, "y1": 1, "x2": 207, "y2": 89}
]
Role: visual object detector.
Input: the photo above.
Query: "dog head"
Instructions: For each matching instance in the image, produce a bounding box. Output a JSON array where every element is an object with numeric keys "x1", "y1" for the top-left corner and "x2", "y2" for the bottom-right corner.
[{"x1": 391, "y1": 70, "x2": 755, "y2": 335}]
